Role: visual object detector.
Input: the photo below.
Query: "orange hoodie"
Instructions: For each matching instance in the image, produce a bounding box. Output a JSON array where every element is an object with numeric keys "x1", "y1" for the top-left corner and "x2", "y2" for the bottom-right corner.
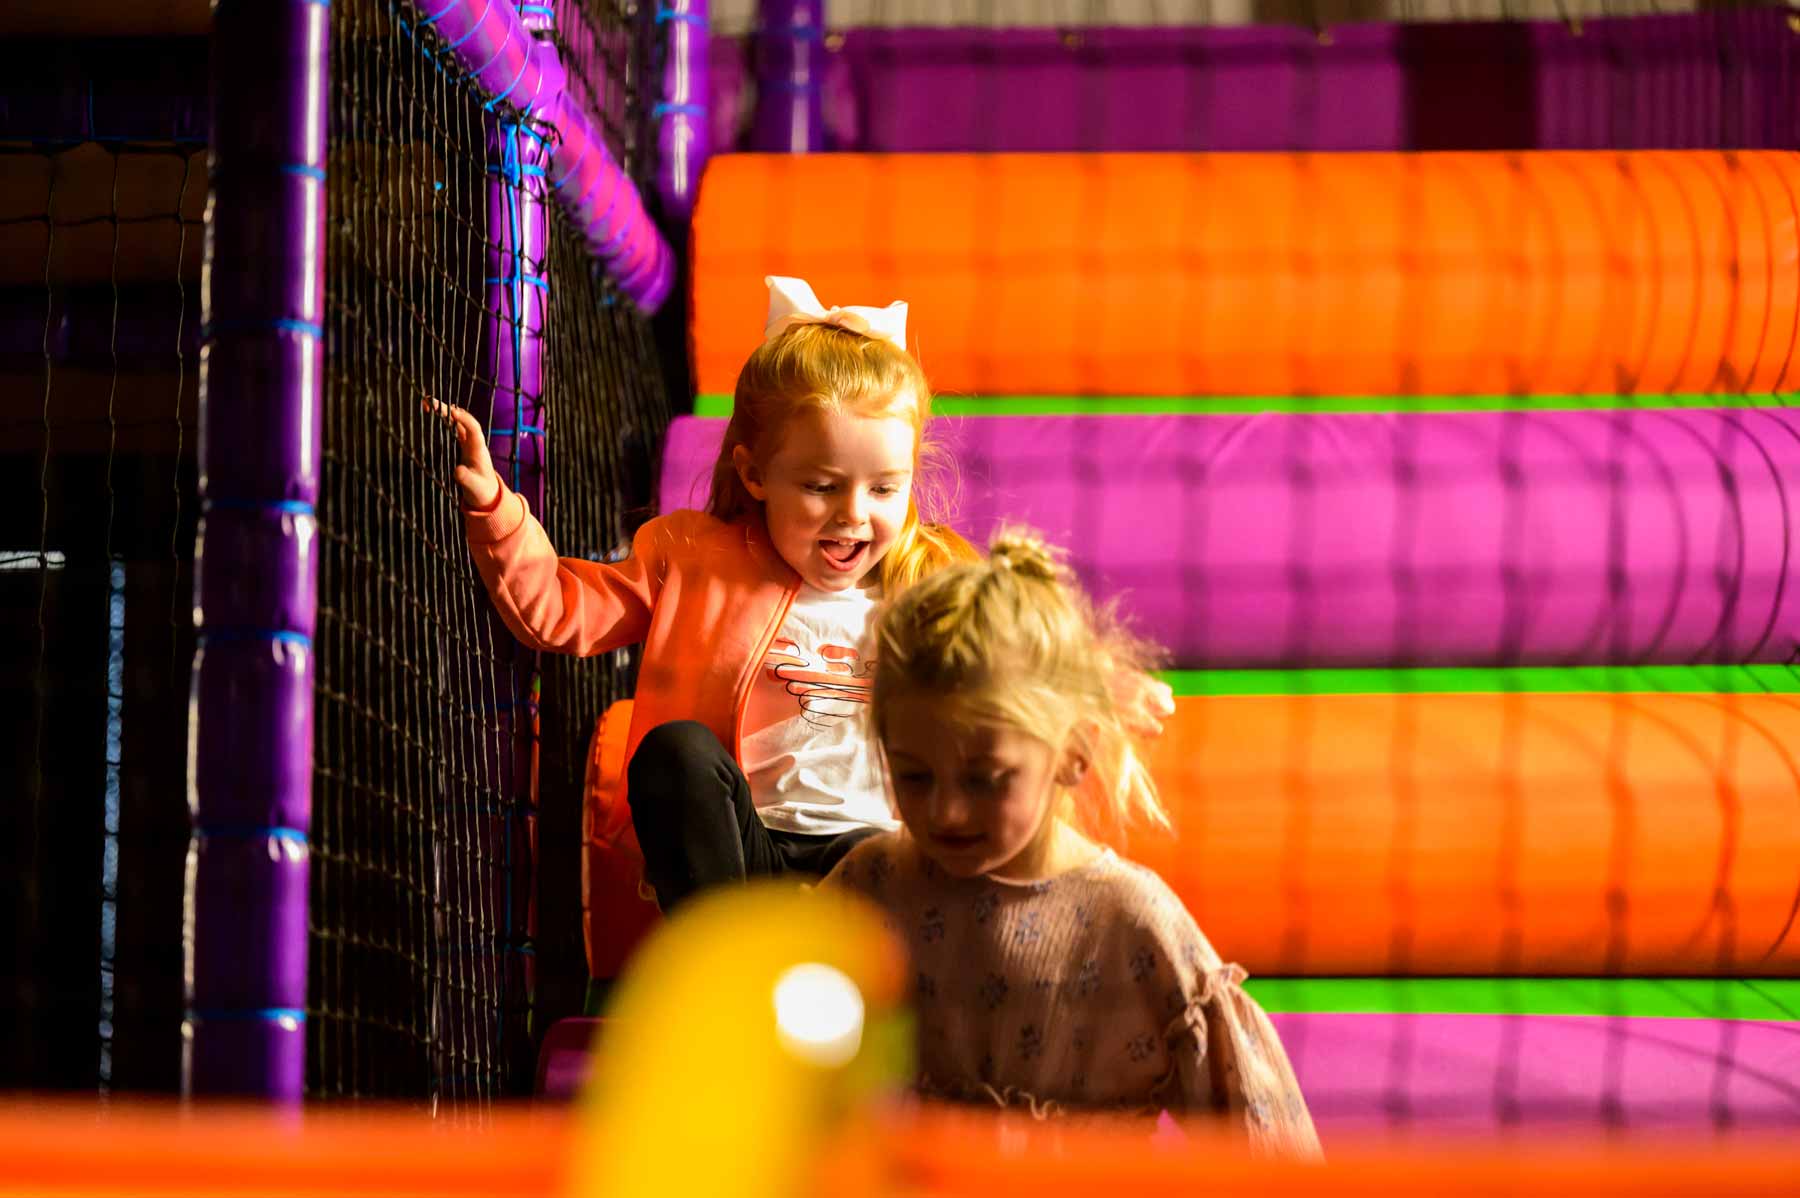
[{"x1": 464, "y1": 480, "x2": 802, "y2": 818}]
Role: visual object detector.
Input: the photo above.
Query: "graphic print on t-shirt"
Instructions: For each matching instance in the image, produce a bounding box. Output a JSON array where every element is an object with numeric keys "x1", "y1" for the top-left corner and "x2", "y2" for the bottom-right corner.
[
  {"x1": 741, "y1": 585, "x2": 880, "y2": 743},
  {"x1": 761, "y1": 636, "x2": 873, "y2": 728},
  {"x1": 739, "y1": 585, "x2": 895, "y2": 834}
]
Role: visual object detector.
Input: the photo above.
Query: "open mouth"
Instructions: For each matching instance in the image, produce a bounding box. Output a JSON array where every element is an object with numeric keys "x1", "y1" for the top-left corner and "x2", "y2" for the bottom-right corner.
[{"x1": 819, "y1": 538, "x2": 869, "y2": 572}]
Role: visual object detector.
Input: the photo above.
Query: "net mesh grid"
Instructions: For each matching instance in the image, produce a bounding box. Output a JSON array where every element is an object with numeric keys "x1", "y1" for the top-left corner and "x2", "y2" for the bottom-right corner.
[
  {"x1": 0, "y1": 130, "x2": 203, "y2": 1095},
  {"x1": 312, "y1": 0, "x2": 669, "y2": 1103}
]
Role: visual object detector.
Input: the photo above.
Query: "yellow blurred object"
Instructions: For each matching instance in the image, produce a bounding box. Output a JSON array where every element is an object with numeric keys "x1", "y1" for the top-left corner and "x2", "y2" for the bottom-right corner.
[{"x1": 568, "y1": 882, "x2": 910, "y2": 1198}]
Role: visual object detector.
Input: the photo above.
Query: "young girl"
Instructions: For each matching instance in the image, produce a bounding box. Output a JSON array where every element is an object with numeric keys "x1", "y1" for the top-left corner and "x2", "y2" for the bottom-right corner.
[
  {"x1": 441, "y1": 276, "x2": 986, "y2": 911},
  {"x1": 824, "y1": 531, "x2": 1321, "y2": 1157}
]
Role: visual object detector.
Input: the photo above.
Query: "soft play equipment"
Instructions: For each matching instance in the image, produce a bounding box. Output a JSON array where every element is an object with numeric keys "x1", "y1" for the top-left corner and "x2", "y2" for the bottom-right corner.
[
  {"x1": 691, "y1": 152, "x2": 1800, "y2": 399},
  {"x1": 575, "y1": 146, "x2": 1800, "y2": 1142}
]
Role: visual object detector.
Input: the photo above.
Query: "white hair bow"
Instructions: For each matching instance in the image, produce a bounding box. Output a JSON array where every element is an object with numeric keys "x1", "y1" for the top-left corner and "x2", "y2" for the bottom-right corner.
[{"x1": 763, "y1": 275, "x2": 908, "y2": 353}]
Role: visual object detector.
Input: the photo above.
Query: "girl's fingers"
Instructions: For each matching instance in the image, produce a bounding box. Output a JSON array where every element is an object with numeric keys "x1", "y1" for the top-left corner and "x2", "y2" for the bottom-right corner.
[
  {"x1": 426, "y1": 398, "x2": 497, "y2": 505},
  {"x1": 422, "y1": 397, "x2": 482, "y2": 441},
  {"x1": 455, "y1": 465, "x2": 500, "y2": 509}
]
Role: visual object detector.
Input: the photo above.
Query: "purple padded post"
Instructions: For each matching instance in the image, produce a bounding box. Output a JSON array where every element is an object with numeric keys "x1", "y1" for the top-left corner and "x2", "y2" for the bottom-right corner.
[
  {"x1": 418, "y1": 0, "x2": 673, "y2": 311},
  {"x1": 661, "y1": 408, "x2": 1800, "y2": 668},
  {"x1": 484, "y1": 122, "x2": 550, "y2": 511},
  {"x1": 750, "y1": 0, "x2": 823, "y2": 152},
  {"x1": 655, "y1": 0, "x2": 709, "y2": 219},
  {"x1": 185, "y1": 0, "x2": 328, "y2": 1099}
]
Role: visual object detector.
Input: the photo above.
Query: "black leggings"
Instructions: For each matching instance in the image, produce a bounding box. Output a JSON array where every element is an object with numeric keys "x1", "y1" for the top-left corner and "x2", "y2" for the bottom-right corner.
[{"x1": 626, "y1": 720, "x2": 882, "y2": 913}]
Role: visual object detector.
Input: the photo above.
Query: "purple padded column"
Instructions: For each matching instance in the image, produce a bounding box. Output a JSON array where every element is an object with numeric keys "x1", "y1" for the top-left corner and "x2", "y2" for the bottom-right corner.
[
  {"x1": 655, "y1": 0, "x2": 709, "y2": 219},
  {"x1": 485, "y1": 136, "x2": 550, "y2": 510},
  {"x1": 751, "y1": 0, "x2": 824, "y2": 152},
  {"x1": 185, "y1": 0, "x2": 328, "y2": 1099},
  {"x1": 418, "y1": 0, "x2": 673, "y2": 311}
]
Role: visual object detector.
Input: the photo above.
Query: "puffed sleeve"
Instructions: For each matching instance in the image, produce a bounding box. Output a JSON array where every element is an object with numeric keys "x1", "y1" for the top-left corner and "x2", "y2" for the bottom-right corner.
[{"x1": 1165, "y1": 963, "x2": 1323, "y2": 1159}]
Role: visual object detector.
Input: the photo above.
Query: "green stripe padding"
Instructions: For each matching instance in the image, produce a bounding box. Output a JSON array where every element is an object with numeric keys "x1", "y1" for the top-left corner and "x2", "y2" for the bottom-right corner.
[
  {"x1": 1245, "y1": 977, "x2": 1800, "y2": 1021},
  {"x1": 693, "y1": 394, "x2": 1798, "y2": 418},
  {"x1": 1161, "y1": 665, "x2": 1800, "y2": 697}
]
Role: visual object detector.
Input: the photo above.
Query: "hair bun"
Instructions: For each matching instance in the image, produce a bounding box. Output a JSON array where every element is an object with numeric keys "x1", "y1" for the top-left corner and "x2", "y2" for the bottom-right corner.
[{"x1": 987, "y1": 526, "x2": 1064, "y2": 583}]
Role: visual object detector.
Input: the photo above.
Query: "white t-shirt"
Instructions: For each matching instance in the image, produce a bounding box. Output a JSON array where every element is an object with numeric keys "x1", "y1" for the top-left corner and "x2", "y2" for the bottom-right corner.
[{"x1": 739, "y1": 584, "x2": 899, "y2": 836}]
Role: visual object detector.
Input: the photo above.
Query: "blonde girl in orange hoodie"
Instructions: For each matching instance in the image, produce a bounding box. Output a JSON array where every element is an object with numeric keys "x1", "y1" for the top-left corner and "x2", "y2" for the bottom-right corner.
[{"x1": 441, "y1": 276, "x2": 990, "y2": 911}]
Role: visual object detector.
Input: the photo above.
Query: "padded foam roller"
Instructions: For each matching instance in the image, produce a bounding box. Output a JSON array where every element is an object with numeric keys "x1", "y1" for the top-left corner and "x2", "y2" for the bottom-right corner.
[
  {"x1": 659, "y1": 407, "x2": 1800, "y2": 668},
  {"x1": 1274, "y1": 1012, "x2": 1800, "y2": 1135},
  {"x1": 1133, "y1": 691, "x2": 1800, "y2": 976},
  {"x1": 691, "y1": 152, "x2": 1800, "y2": 398},
  {"x1": 581, "y1": 689, "x2": 1800, "y2": 977}
]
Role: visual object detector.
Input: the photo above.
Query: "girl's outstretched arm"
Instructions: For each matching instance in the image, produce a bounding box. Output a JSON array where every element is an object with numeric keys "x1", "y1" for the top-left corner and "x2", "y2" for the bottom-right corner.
[{"x1": 437, "y1": 401, "x2": 659, "y2": 657}]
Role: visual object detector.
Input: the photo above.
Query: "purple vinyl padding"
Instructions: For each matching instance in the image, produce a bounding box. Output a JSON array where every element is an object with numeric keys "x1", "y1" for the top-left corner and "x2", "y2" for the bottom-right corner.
[
  {"x1": 660, "y1": 408, "x2": 1800, "y2": 668},
  {"x1": 548, "y1": 86, "x2": 675, "y2": 307},
  {"x1": 486, "y1": 122, "x2": 549, "y2": 507},
  {"x1": 532, "y1": 1012, "x2": 1799, "y2": 1135},
  {"x1": 186, "y1": 0, "x2": 327, "y2": 1099},
  {"x1": 655, "y1": 0, "x2": 709, "y2": 219},
  {"x1": 713, "y1": 10, "x2": 1796, "y2": 155},
  {"x1": 423, "y1": 0, "x2": 567, "y2": 112},
  {"x1": 1272, "y1": 1012, "x2": 1800, "y2": 1137},
  {"x1": 421, "y1": 0, "x2": 673, "y2": 309},
  {"x1": 750, "y1": 0, "x2": 826, "y2": 153},
  {"x1": 189, "y1": 833, "x2": 311, "y2": 1011},
  {"x1": 180, "y1": 1014, "x2": 307, "y2": 1099}
]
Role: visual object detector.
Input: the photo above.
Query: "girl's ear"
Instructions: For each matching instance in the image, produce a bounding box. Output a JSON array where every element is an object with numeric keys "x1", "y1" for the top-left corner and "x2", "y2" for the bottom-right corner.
[
  {"x1": 1054, "y1": 737, "x2": 1092, "y2": 789},
  {"x1": 732, "y1": 444, "x2": 767, "y2": 501}
]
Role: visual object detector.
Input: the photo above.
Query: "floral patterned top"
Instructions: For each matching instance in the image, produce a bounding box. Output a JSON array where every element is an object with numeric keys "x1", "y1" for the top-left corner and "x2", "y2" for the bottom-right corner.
[{"x1": 823, "y1": 833, "x2": 1322, "y2": 1158}]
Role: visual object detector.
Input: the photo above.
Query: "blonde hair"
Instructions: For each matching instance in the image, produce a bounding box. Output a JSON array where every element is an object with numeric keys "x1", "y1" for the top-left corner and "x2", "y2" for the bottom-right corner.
[
  {"x1": 871, "y1": 527, "x2": 1168, "y2": 846},
  {"x1": 705, "y1": 322, "x2": 976, "y2": 592}
]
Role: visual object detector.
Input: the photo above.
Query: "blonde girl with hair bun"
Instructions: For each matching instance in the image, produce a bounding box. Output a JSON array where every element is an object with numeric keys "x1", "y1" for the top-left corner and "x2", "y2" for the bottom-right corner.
[
  {"x1": 824, "y1": 530, "x2": 1321, "y2": 1157},
  {"x1": 442, "y1": 276, "x2": 983, "y2": 912}
]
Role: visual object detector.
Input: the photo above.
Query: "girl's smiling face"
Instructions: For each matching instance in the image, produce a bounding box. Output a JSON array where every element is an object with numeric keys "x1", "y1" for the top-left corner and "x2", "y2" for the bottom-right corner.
[
  {"x1": 880, "y1": 689, "x2": 1076, "y2": 881},
  {"x1": 735, "y1": 404, "x2": 916, "y2": 592}
]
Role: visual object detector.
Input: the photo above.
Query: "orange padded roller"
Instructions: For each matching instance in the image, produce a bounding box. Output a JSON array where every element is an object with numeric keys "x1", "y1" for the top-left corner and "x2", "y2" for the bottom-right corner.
[
  {"x1": 691, "y1": 152, "x2": 1800, "y2": 398},
  {"x1": 1133, "y1": 690, "x2": 1800, "y2": 977},
  {"x1": 585, "y1": 691, "x2": 1800, "y2": 979},
  {"x1": 3, "y1": 1101, "x2": 1798, "y2": 1196}
]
